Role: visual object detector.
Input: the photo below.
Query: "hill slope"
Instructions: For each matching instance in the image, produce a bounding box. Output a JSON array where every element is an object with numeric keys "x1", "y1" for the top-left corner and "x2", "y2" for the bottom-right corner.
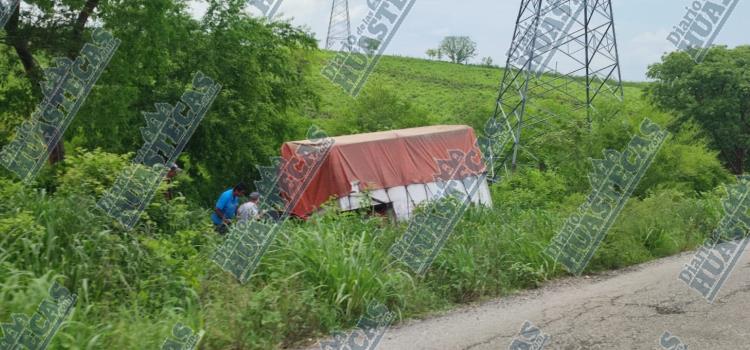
[{"x1": 307, "y1": 52, "x2": 644, "y2": 136}]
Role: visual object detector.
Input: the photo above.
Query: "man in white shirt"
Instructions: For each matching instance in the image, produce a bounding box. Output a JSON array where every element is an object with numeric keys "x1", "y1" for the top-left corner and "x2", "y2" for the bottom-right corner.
[{"x1": 237, "y1": 192, "x2": 261, "y2": 223}]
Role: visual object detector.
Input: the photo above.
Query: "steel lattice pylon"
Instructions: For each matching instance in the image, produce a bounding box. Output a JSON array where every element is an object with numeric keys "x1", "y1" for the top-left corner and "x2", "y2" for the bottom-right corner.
[
  {"x1": 485, "y1": 0, "x2": 623, "y2": 178},
  {"x1": 325, "y1": 0, "x2": 351, "y2": 50}
]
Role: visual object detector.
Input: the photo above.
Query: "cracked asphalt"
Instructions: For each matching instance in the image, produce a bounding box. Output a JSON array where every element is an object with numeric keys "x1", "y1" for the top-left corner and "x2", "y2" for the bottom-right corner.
[{"x1": 302, "y1": 245, "x2": 750, "y2": 350}]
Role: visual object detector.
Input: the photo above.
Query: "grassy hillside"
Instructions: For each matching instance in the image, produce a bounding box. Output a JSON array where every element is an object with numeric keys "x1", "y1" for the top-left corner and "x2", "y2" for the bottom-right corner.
[
  {"x1": 308, "y1": 52, "x2": 644, "y2": 136},
  {"x1": 314, "y1": 54, "x2": 502, "y2": 121},
  {"x1": 303, "y1": 52, "x2": 722, "y2": 195}
]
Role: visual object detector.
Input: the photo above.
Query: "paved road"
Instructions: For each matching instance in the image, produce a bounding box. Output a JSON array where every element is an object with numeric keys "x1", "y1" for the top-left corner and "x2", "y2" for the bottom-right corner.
[{"x1": 303, "y1": 245, "x2": 750, "y2": 350}]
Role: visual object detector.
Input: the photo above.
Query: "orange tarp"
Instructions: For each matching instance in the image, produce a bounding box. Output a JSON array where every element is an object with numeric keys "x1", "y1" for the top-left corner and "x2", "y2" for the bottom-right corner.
[{"x1": 280, "y1": 125, "x2": 485, "y2": 217}]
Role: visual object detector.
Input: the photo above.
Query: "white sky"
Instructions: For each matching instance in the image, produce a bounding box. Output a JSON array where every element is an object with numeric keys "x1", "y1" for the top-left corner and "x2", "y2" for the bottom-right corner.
[{"x1": 189, "y1": 0, "x2": 748, "y2": 81}]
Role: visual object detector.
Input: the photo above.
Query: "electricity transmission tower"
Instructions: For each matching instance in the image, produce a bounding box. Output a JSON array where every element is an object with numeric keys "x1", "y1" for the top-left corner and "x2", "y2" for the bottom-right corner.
[
  {"x1": 325, "y1": 0, "x2": 351, "y2": 50},
  {"x1": 485, "y1": 0, "x2": 623, "y2": 178}
]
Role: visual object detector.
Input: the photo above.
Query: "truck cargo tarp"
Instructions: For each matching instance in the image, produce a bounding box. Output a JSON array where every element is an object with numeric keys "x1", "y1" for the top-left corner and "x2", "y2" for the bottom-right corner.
[{"x1": 280, "y1": 125, "x2": 486, "y2": 218}]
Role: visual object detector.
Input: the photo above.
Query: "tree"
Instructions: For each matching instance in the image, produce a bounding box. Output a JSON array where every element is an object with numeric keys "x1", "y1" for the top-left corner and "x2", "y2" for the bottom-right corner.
[
  {"x1": 480, "y1": 56, "x2": 493, "y2": 67},
  {"x1": 425, "y1": 48, "x2": 438, "y2": 59},
  {"x1": 439, "y1": 36, "x2": 477, "y2": 64},
  {"x1": 1, "y1": 0, "x2": 319, "y2": 203},
  {"x1": 646, "y1": 46, "x2": 750, "y2": 174},
  {"x1": 4, "y1": 0, "x2": 104, "y2": 163}
]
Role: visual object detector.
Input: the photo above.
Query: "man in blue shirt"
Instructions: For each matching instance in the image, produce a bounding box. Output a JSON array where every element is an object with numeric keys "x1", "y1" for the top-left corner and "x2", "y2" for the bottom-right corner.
[{"x1": 211, "y1": 182, "x2": 248, "y2": 234}]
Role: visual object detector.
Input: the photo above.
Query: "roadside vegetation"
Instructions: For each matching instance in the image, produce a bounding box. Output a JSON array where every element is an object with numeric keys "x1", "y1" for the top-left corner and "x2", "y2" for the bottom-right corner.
[{"x1": 0, "y1": 2, "x2": 747, "y2": 349}]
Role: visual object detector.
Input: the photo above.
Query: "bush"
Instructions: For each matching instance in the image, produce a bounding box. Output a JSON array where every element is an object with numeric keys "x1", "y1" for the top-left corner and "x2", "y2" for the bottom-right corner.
[{"x1": 492, "y1": 168, "x2": 569, "y2": 210}]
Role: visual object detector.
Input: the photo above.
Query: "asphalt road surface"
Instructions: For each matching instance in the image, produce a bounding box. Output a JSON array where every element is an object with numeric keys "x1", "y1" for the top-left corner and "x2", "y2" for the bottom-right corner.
[{"x1": 302, "y1": 244, "x2": 750, "y2": 350}]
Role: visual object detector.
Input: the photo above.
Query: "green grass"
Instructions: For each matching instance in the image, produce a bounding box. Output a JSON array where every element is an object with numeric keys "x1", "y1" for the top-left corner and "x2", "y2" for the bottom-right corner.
[
  {"x1": 308, "y1": 52, "x2": 646, "y2": 133},
  {"x1": 0, "y1": 52, "x2": 735, "y2": 349},
  {"x1": 0, "y1": 175, "x2": 723, "y2": 349}
]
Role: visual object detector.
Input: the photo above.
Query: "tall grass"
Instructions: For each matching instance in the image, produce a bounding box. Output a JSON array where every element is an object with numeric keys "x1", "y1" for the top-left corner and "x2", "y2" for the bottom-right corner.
[{"x1": 0, "y1": 157, "x2": 726, "y2": 349}]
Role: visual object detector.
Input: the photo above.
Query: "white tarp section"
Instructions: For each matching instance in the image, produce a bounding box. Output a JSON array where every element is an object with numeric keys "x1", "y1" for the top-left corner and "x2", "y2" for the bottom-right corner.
[{"x1": 338, "y1": 175, "x2": 493, "y2": 221}]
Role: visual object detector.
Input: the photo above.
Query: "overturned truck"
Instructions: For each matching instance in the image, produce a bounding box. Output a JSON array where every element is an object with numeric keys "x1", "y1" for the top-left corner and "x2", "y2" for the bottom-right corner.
[{"x1": 281, "y1": 125, "x2": 493, "y2": 221}]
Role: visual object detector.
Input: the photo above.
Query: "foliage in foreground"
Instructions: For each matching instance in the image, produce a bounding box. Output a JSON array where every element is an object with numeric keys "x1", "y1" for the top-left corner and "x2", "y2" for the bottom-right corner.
[{"x1": 0, "y1": 117, "x2": 730, "y2": 349}]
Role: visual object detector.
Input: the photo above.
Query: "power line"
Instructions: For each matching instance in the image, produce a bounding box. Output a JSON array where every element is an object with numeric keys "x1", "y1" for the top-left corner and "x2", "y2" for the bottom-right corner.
[
  {"x1": 486, "y1": 0, "x2": 623, "y2": 178},
  {"x1": 325, "y1": 0, "x2": 351, "y2": 50}
]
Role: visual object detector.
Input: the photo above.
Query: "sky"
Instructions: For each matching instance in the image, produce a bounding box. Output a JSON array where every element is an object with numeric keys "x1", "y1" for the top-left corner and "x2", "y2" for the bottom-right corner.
[{"x1": 189, "y1": 0, "x2": 748, "y2": 82}]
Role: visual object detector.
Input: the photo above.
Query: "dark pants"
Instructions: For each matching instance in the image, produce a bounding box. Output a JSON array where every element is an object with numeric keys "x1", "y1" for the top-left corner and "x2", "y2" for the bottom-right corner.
[{"x1": 214, "y1": 223, "x2": 229, "y2": 235}]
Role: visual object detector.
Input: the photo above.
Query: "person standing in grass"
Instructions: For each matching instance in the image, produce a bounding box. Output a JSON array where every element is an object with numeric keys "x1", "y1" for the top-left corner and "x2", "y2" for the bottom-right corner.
[
  {"x1": 164, "y1": 162, "x2": 181, "y2": 200},
  {"x1": 237, "y1": 192, "x2": 262, "y2": 223},
  {"x1": 211, "y1": 182, "x2": 247, "y2": 234}
]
